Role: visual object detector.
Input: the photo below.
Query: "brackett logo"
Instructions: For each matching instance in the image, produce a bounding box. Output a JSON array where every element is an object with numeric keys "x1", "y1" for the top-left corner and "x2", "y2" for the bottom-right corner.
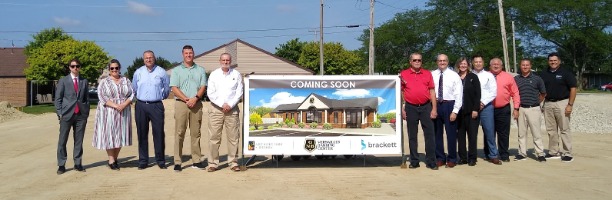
[
  {"x1": 363, "y1": 141, "x2": 397, "y2": 149},
  {"x1": 361, "y1": 139, "x2": 366, "y2": 150}
]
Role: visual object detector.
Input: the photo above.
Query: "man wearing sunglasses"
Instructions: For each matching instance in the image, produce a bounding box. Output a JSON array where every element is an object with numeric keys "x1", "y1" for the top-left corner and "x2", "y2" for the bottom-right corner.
[
  {"x1": 54, "y1": 59, "x2": 90, "y2": 175},
  {"x1": 400, "y1": 53, "x2": 439, "y2": 170}
]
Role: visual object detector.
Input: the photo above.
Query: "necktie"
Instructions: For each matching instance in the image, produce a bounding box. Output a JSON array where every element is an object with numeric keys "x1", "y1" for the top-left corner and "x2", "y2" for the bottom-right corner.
[
  {"x1": 438, "y1": 72, "x2": 443, "y2": 103},
  {"x1": 73, "y1": 77, "x2": 80, "y2": 114}
]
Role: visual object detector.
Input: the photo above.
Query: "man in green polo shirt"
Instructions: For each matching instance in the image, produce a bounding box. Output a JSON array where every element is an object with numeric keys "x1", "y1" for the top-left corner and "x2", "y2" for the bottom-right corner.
[{"x1": 170, "y1": 45, "x2": 207, "y2": 172}]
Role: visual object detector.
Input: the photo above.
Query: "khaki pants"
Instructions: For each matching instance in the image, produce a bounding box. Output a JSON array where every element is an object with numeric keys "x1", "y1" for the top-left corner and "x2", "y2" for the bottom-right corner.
[
  {"x1": 174, "y1": 100, "x2": 203, "y2": 165},
  {"x1": 208, "y1": 104, "x2": 240, "y2": 168},
  {"x1": 517, "y1": 106, "x2": 545, "y2": 157},
  {"x1": 544, "y1": 99, "x2": 572, "y2": 156}
]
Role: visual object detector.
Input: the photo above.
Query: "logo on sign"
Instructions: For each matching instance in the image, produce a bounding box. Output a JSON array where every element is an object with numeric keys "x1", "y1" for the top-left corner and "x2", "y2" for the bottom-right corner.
[
  {"x1": 361, "y1": 139, "x2": 366, "y2": 150},
  {"x1": 248, "y1": 141, "x2": 255, "y2": 151},
  {"x1": 304, "y1": 138, "x2": 316, "y2": 152}
]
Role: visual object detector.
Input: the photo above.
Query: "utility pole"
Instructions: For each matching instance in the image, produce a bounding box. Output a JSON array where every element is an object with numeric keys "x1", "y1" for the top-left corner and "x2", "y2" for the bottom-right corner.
[
  {"x1": 319, "y1": 0, "x2": 324, "y2": 75},
  {"x1": 368, "y1": 0, "x2": 375, "y2": 75},
  {"x1": 497, "y1": 0, "x2": 510, "y2": 71},
  {"x1": 512, "y1": 21, "x2": 517, "y2": 73}
]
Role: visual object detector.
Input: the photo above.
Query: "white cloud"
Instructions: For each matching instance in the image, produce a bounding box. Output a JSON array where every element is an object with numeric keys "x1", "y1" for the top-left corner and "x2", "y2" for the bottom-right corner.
[
  {"x1": 377, "y1": 97, "x2": 385, "y2": 105},
  {"x1": 53, "y1": 17, "x2": 81, "y2": 26},
  {"x1": 127, "y1": 1, "x2": 156, "y2": 15},
  {"x1": 276, "y1": 4, "x2": 296, "y2": 13},
  {"x1": 386, "y1": 109, "x2": 397, "y2": 114},
  {"x1": 259, "y1": 92, "x2": 305, "y2": 108},
  {"x1": 333, "y1": 89, "x2": 370, "y2": 98}
]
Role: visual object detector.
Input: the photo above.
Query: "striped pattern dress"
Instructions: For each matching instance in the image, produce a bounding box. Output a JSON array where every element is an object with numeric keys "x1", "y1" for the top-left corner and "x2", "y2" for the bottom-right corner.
[{"x1": 92, "y1": 76, "x2": 134, "y2": 149}]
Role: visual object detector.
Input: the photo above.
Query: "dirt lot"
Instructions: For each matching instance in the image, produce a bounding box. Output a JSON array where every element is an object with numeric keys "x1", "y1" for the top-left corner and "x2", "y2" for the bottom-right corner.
[{"x1": 1, "y1": 94, "x2": 611, "y2": 199}]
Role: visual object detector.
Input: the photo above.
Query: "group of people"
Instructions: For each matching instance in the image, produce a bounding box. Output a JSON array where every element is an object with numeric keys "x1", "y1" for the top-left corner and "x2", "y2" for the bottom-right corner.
[
  {"x1": 400, "y1": 52, "x2": 576, "y2": 170},
  {"x1": 54, "y1": 45, "x2": 243, "y2": 175}
]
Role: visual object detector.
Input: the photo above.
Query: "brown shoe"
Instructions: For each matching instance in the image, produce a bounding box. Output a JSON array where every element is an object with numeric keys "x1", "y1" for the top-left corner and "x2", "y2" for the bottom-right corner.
[
  {"x1": 446, "y1": 162, "x2": 456, "y2": 168},
  {"x1": 436, "y1": 161, "x2": 445, "y2": 167},
  {"x1": 490, "y1": 158, "x2": 502, "y2": 165},
  {"x1": 230, "y1": 166, "x2": 241, "y2": 172},
  {"x1": 207, "y1": 167, "x2": 218, "y2": 172}
]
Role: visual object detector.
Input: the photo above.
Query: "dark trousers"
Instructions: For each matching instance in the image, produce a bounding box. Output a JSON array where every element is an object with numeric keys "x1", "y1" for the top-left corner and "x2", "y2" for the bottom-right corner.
[
  {"x1": 434, "y1": 101, "x2": 458, "y2": 163},
  {"x1": 484, "y1": 104, "x2": 511, "y2": 160},
  {"x1": 457, "y1": 110, "x2": 479, "y2": 162},
  {"x1": 57, "y1": 113, "x2": 87, "y2": 166},
  {"x1": 405, "y1": 103, "x2": 436, "y2": 166},
  {"x1": 135, "y1": 101, "x2": 166, "y2": 165}
]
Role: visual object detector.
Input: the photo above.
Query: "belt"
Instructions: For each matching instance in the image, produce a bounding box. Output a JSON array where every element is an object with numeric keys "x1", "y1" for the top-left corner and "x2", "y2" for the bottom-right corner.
[
  {"x1": 407, "y1": 101, "x2": 430, "y2": 107},
  {"x1": 520, "y1": 104, "x2": 540, "y2": 108},
  {"x1": 175, "y1": 99, "x2": 185, "y2": 103},
  {"x1": 546, "y1": 98, "x2": 567, "y2": 102},
  {"x1": 137, "y1": 99, "x2": 161, "y2": 104},
  {"x1": 438, "y1": 100, "x2": 455, "y2": 103}
]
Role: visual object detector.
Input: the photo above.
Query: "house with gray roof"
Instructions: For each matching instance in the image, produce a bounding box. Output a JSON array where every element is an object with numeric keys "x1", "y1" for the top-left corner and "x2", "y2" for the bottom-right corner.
[{"x1": 271, "y1": 93, "x2": 378, "y2": 128}]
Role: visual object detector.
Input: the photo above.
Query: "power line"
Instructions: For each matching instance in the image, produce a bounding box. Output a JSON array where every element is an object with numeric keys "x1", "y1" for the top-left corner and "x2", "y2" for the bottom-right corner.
[{"x1": 0, "y1": 25, "x2": 366, "y2": 34}]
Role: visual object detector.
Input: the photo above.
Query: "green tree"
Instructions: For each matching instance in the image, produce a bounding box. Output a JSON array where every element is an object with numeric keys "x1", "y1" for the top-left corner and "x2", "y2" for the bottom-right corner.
[
  {"x1": 25, "y1": 39, "x2": 109, "y2": 82},
  {"x1": 275, "y1": 38, "x2": 306, "y2": 63},
  {"x1": 24, "y1": 27, "x2": 73, "y2": 56},
  {"x1": 508, "y1": 0, "x2": 612, "y2": 89},
  {"x1": 249, "y1": 113, "x2": 263, "y2": 129},
  {"x1": 250, "y1": 106, "x2": 274, "y2": 117},
  {"x1": 297, "y1": 41, "x2": 366, "y2": 75},
  {"x1": 124, "y1": 56, "x2": 174, "y2": 80}
]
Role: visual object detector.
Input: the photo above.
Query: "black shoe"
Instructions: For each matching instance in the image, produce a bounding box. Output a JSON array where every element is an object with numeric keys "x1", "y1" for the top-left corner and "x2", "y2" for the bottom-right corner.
[
  {"x1": 174, "y1": 165, "x2": 182, "y2": 172},
  {"x1": 74, "y1": 165, "x2": 86, "y2": 172},
  {"x1": 57, "y1": 166, "x2": 66, "y2": 175},
  {"x1": 457, "y1": 159, "x2": 468, "y2": 165},
  {"x1": 191, "y1": 162, "x2": 206, "y2": 170},
  {"x1": 113, "y1": 162, "x2": 120, "y2": 170},
  {"x1": 514, "y1": 155, "x2": 527, "y2": 161},
  {"x1": 537, "y1": 156, "x2": 546, "y2": 162},
  {"x1": 108, "y1": 162, "x2": 118, "y2": 170},
  {"x1": 426, "y1": 164, "x2": 439, "y2": 170},
  {"x1": 408, "y1": 163, "x2": 420, "y2": 169},
  {"x1": 561, "y1": 156, "x2": 574, "y2": 163},
  {"x1": 138, "y1": 164, "x2": 147, "y2": 170},
  {"x1": 468, "y1": 161, "x2": 476, "y2": 166},
  {"x1": 502, "y1": 158, "x2": 510, "y2": 162},
  {"x1": 545, "y1": 153, "x2": 561, "y2": 159},
  {"x1": 158, "y1": 164, "x2": 167, "y2": 169}
]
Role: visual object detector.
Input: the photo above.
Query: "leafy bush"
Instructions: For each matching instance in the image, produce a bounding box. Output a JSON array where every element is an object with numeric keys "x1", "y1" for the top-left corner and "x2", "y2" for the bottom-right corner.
[
  {"x1": 323, "y1": 123, "x2": 333, "y2": 130},
  {"x1": 250, "y1": 113, "x2": 263, "y2": 126},
  {"x1": 372, "y1": 119, "x2": 382, "y2": 128},
  {"x1": 298, "y1": 122, "x2": 305, "y2": 128},
  {"x1": 287, "y1": 121, "x2": 295, "y2": 127},
  {"x1": 309, "y1": 122, "x2": 318, "y2": 128},
  {"x1": 249, "y1": 126, "x2": 256, "y2": 131}
]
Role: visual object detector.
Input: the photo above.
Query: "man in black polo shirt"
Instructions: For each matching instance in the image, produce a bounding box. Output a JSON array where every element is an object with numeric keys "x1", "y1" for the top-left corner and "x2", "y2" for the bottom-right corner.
[
  {"x1": 539, "y1": 53, "x2": 577, "y2": 163},
  {"x1": 514, "y1": 59, "x2": 547, "y2": 162}
]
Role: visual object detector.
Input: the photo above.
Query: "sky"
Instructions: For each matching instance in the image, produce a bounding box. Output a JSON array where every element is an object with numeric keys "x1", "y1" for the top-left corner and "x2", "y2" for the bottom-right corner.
[
  {"x1": 0, "y1": 0, "x2": 428, "y2": 73},
  {"x1": 250, "y1": 88, "x2": 397, "y2": 114}
]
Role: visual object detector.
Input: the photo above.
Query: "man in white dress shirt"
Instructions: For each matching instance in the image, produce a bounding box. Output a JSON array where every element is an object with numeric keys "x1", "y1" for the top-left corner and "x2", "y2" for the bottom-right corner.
[
  {"x1": 206, "y1": 53, "x2": 244, "y2": 172},
  {"x1": 472, "y1": 55, "x2": 501, "y2": 165},
  {"x1": 432, "y1": 54, "x2": 463, "y2": 168}
]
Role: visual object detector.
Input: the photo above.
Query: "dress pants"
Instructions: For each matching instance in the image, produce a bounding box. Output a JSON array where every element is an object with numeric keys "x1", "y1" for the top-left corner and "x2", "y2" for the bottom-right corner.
[
  {"x1": 434, "y1": 101, "x2": 458, "y2": 163},
  {"x1": 405, "y1": 103, "x2": 436, "y2": 167},
  {"x1": 57, "y1": 113, "x2": 88, "y2": 166},
  {"x1": 174, "y1": 100, "x2": 203, "y2": 165},
  {"x1": 208, "y1": 104, "x2": 240, "y2": 168},
  {"x1": 544, "y1": 99, "x2": 572, "y2": 156},
  {"x1": 457, "y1": 110, "x2": 479, "y2": 163},
  {"x1": 493, "y1": 105, "x2": 511, "y2": 160},
  {"x1": 481, "y1": 103, "x2": 499, "y2": 159},
  {"x1": 135, "y1": 101, "x2": 166, "y2": 165}
]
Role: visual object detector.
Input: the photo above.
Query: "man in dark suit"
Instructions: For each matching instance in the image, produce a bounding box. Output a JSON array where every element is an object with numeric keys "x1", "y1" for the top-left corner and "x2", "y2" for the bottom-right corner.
[{"x1": 54, "y1": 58, "x2": 90, "y2": 175}]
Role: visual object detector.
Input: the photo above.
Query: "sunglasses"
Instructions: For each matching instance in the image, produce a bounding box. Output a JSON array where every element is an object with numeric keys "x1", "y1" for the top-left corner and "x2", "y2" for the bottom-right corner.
[
  {"x1": 69, "y1": 65, "x2": 81, "y2": 68},
  {"x1": 411, "y1": 59, "x2": 422, "y2": 62},
  {"x1": 109, "y1": 67, "x2": 120, "y2": 71}
]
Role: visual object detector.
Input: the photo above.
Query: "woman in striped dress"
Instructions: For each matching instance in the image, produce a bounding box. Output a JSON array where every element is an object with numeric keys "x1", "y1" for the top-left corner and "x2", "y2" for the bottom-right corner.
[{"x1": 92, "y1": 59, "x2": 134, "y2": 170}]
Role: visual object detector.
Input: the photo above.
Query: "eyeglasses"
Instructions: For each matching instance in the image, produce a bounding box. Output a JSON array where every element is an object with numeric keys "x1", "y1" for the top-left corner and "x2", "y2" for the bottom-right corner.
[
  {"x1": 220, "y1": 59, "x2": 231, "y2": 61},
  {"x1": 69, "y1": 65, "x2": 81, "y2": 68},
  {"x1": 411, "y1": 59, "x2": 422, "y2": 62},
  {"x1": 110, "y1": 67, "x2": 120, "y2": 71}
]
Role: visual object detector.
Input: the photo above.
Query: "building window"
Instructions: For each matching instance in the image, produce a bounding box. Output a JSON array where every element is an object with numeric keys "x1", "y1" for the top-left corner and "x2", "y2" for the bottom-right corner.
[{"x1": 334, "y1": 111, "x2": 338, "y2": 123}]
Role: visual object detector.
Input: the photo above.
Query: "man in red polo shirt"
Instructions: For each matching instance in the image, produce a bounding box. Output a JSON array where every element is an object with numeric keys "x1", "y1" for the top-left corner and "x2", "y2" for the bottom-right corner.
[{"x1": 401, "y1": 52, "x2": 439, "y2": 170}]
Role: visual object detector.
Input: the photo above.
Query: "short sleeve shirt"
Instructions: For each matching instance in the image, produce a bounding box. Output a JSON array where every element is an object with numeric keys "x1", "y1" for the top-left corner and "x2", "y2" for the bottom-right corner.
[
  {"x1": 400, "y1": 68, "x2": 434, "y2": 105},
  {"x1": 539, "y1": 67, "x2": 576, "y2": 100}
]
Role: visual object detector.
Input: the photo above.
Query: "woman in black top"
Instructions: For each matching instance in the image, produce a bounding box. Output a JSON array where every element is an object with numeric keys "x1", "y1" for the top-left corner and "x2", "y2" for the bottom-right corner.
[{"x1": 455, "y1": 57, "x2": 481, "y2": 166}]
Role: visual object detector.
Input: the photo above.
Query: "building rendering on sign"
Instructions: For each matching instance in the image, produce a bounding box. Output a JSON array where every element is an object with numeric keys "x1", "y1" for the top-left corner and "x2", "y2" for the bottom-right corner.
[{"x1": 271, "y1": 93, "x2": 378, "y2": 128}]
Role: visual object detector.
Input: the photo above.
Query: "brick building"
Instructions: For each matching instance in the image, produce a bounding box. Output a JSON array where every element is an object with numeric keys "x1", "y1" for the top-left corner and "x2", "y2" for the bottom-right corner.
[{"x1": 0, "y1": 48, "x2": 29, "y2": 107}]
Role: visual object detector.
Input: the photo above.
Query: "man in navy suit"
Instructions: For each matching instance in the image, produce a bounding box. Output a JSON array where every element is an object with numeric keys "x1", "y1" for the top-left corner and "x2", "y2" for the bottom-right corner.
[{"x1": 54, "y1": 58, "x2": 90, "y2": 175}]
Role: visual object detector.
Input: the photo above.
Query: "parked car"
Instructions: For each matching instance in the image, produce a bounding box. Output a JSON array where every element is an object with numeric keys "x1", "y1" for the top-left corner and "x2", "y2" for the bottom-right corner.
[{"x1": 601, "y1": 82, "x2": 612, "y2": 91}]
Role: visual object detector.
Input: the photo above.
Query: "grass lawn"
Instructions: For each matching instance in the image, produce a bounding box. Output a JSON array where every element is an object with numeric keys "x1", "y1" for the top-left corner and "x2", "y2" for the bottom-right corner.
[
  {"x1": 22, "y1": 103, "x2": 98, "y2": 115},
  {"x1": 579, "y1": 89, "x2": 611, "y2": 94}
]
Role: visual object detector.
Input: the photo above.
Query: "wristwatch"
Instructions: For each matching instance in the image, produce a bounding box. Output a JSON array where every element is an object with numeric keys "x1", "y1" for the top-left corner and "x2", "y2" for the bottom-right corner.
[{"x1": 195, "y1": 95, "x2": 201, "y2": 100}]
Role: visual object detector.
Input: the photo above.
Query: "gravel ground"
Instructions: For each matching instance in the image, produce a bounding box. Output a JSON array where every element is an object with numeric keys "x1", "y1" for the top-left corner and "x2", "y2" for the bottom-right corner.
[{"x1": 510, "y1": 93, "x2": 612, "y2": 134}]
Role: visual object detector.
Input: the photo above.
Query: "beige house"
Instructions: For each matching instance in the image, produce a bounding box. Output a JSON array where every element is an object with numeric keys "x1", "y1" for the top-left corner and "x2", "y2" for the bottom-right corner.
[
  {"x1": 169, "y1": 39, "x2": 314, "y2": 75},
  {"x1": 0, "y1": 48, "x2": 28, "y2": 107}
]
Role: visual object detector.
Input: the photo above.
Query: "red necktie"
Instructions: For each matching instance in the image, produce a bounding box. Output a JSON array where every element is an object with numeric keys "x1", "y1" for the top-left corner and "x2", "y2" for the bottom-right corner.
[{"x1": 73, "y1": 77, "x2": 80, "y2": 114}]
